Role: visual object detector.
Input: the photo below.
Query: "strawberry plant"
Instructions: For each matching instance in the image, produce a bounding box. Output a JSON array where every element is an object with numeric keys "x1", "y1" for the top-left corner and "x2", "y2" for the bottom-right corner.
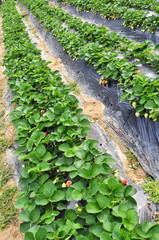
[{"x1": 2, "y1": 0, "x2": 159, "y2": 238}]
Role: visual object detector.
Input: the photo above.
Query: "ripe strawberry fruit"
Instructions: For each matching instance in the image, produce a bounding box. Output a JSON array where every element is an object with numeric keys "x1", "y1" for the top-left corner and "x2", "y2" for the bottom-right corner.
[
  {"x1": 102, "y1": 81, "x2": 106, "y2": 86},
  {"x1": 45, "y1": 132, "x2": 48, "y2": 136},
  {"x1": 41, "y1": 110, "x2": 45, "y2": 114},
  {"x1": 66, "y1": 181, "x2": 72, "y2": 187},
  {"x1": 13, "y1": 103, "x2": 17, "y2": 108},
  {"x1": 122, "y1": 179, "x2": 127, "y2": 185}
]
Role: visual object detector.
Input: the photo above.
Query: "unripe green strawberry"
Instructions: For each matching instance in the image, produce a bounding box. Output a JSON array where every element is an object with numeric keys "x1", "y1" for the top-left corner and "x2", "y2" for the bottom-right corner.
[
  {"x1": 135, "y1": 112, "x2": 140, "y2": 117},
  {"x1": 132, "y1": 102, "x2": 137, "y2": 108},
  {"x1": 144, "y1": 113, "x2": 148, "y2": 119},
  {"x1": 62, "y1": 183, "x2": 66, "y2": 188}
]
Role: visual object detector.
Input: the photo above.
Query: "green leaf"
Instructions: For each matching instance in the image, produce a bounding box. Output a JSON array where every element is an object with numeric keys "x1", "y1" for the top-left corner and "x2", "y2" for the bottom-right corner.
[
  {"x1": 20, "y1": 223, "x2": 30, "y2": 233},
  {"x1": 25, "y1": 232, "x2": 35, "y2": 240},
  {"x1": 124, "y1": 185, "x2": 137, "y2": 197},
  {"x1": 42, "y1": 152, "x2": 53, "y2": 161},
  {"x1": 113, "y1": 184, "x2": 125, "y2": 197},
  {"x1": 18, "y1": 153, "x2": 29, "y2": 161},
  {"x1": 100, "y1": 232, "x2": 112, "y2": 240},
  {"x1": 97, "y1": 209, "x2": 110, "y2": 223},
  {"x1": 27, "y1": 139, "x2": 34, "y2": 151},
  {"x1": 96, "y1": 194, "x2": 110, "y2": 209},
  {"x1": 136, "y1": 222, "x2": 156, "y2": 238},
  {"x1": 78, "y1": 168, "x2": 91, "y2": 179},
  {"x1": 19, "y1": 210, "x2": 30, "y2": 222},
  {"x1": 107, "y1": 178, "x2": 119, "y2": 189},
  {"x1": 35, "y1": 195, "x2": 49, "y2": 206},
  {"x1": 59, "y1": 143, "x2": 71, "y2": 151},
  {"x1": 38, "y1": 162, "x2": 51, "y2": 171},
  {"x1": 50, "y1": 190, "x2": 65, "y2": 202},
  {"x1": 35, "y1": 144, "x2": 46, "y2": 158},
  {"x1": 79, "y1": 119, "x2": 90, "y2": 127},
  {"x1": 15, "y1": 196, "x2": 29, "y2": 209},
  {"x1": 90, "y1": 222, "x2": 103, "y2": 237},
  {"x1": 74, "y1": 149, "x2": 87, "y2": 159},
  {"x1": 112, "y1": 204, "x2": 128, "y2": 218},
  {"x1": 30, "y1": 131, "x2": 45, "y2": 143},
  {"x1": 125, "y1": 196, "x2": 137, "y2": 208},
  {"x1": 86, "y1": 202, "x2": 101, "y2": 214},
  {"x1": 37, "y1": 174, "x2": 49, "y2": 186},
  {"x1": 65, "y1": 149, "x2": 75, "y2": 157},
  {"x1": 66, "y1": 188, "x2": 73, "y2": 201},
  {"x1": 112, "y1": 222, "x2": 122, "y2": 239},
  {"x1": 103, "y1": 221, "x2": 112, "y2": 232},
  {"x1": 85, "y1": 215, "x2": 96, "y2": 225},
  {"x1": 30, "y1": 208, "x2": 40, "y2": 223},
  {"x1": 149, "y1": 224, "x2": 159, "y2": 240},
  {"x1": 35, "y1": 227, "x2": 47, "y2": 240},
  {"x1": 90, "y1": 182, "x2": 99, "y2": 196},
  {"x1": 154, "y1": 44, "x2": 159, "y2": 50},
  {"x1": 95, "y1": 154, "x2": 115, "y2": 165},
  {"x1": 76, "y1": 236, "x2": 88, "y2": 240},
  {"x1": 144, "y1": 100, "x2": 155, "y2": 109},
  {"x1": 73, "y1": 181, "x2": 84, "y2": 190},
  {"x1": 65, "y1": 209, "x2": 77, "y2": 221},
  {"x1": 69, "y1": 171, "x2": 77, "y2": 179},
  {"x1": 21, "y1": 167, "x2": 29, "y2": 179},
  {"x1": 56, "y1": 202, "x2": 67, "y2": 210},
  {"x1": 99, "y1": 184, "x2": 111, "y2": 195},
  {"x1": 43, "y1": 180, "x2": 55, "y2": 198},
  {"x1": 123, "y1": 209, "x2": 138, "y2": 231},
  {"x1": 72, "y1": 189, "x2": 83, "y2": 200},
  {"x1": 91, "y1": 164, "x2": 103, "y2": 177}
]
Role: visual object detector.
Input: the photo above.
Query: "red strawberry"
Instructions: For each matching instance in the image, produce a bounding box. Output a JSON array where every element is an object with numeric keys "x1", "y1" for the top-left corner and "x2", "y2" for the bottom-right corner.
[
  {"x1": 41, "y1": 110, "x2": 45, "y2": 114},
  {"x1": 13, "y1": 103, "x2": 17, "y2": 108},
  {"x1": 66, "y1": 181, "x2": 72, "y2": 187},
  {"x1": 102, "y1": 81, "x2": 106, "y2": 86},
  {"x1": 45, "y1": 132, "x2": 48, "y2": 136},
  {"x1": 122, "y1": 179, "x2": 127, "y2": 185}
]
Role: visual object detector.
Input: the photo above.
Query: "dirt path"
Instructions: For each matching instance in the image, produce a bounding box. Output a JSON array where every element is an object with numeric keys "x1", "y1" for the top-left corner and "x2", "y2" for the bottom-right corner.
[
  {"x1": 0, "y1": 15, "x2": 24, "y2": 240},
  {"x1": 16, "y1": 4, "x2": 148, "y2": 185}
]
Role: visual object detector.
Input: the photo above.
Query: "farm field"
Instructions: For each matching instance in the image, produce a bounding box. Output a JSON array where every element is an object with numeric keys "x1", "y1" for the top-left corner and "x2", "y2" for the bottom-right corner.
[{"x1": 0, "y1": 0, "x2": 159, "y2": 239}]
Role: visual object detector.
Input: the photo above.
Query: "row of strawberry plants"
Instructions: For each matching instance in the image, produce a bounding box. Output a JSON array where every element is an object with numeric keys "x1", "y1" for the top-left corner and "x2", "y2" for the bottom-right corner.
[
  {"x1": 2, "y1": 0, "x2": 159, "y2": 239},
  {"x1": 19, "y1": 0, "x2": 159, "y2": 121},
  {"x1": 66, "y1": 0, "x2": 159, "y2": 14},
  {"x1": 30, "y1": 0, "x2": 159, "y2": 74},
  {"x1": 106, "y1": 0, "x2": 159, "y2": 13},
  {"x1": 60, "y1": 0, "x2": 159, "y2": 33}
]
